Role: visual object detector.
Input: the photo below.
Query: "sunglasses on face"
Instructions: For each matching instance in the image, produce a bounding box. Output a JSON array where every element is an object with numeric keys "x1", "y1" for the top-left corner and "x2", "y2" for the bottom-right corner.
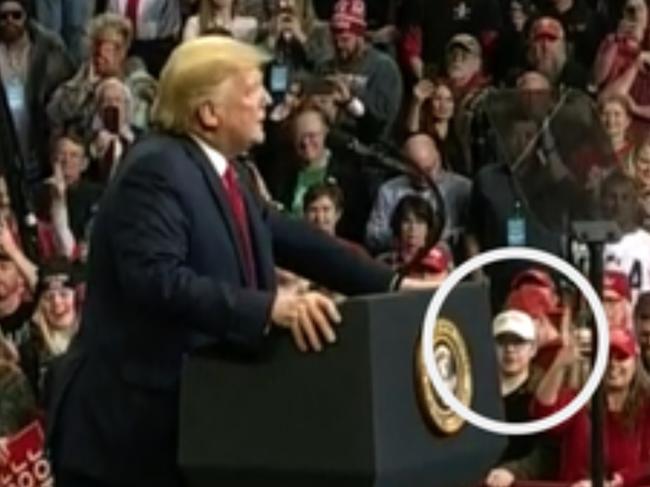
[{"x1": 0, "y1": 10, "x2": 24, "y2": 21}]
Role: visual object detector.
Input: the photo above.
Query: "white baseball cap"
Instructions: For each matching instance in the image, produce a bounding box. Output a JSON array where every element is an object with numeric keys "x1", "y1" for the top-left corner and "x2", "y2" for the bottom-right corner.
[{"x1": 492, "y1": 310, "x2": 536, "y2": 342}]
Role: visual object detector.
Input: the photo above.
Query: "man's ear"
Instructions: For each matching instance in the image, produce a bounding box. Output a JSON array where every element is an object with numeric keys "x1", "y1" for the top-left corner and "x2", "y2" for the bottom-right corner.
[{"x1": 197, "y1": 101, "x2": 221, "y2": 130}]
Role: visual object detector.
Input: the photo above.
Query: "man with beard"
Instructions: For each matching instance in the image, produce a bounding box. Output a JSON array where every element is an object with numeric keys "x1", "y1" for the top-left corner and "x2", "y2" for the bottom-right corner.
[
  {"x1": 540, "y1": 0, "x2": 602, "y2": 69},
  {"x1": 319, "y1": 0, "x2": 403, "y2": 142},
  {"x1": 0, "y1": 0, "x2": 74, "y2": 183},
  {"x1": 522, "y1": 17, "x2": 588, "y2": 89}
]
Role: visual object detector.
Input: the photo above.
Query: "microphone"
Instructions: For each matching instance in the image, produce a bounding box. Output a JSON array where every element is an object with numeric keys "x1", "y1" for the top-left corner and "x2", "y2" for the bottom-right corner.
[{"x1": 326, "y1": 128, "x2": 410, "y2": 174}]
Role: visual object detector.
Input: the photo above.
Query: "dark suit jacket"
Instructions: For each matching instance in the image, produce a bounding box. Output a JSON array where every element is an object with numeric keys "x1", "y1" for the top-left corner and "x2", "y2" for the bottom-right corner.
[{"x1": 46, "y1": 133, "x2": 394, "y2": 487}]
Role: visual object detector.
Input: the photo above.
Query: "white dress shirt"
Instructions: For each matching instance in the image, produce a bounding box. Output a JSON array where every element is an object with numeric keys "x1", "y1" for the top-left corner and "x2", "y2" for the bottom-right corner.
[{"x1": 191, "y1": 134, "x2": 228, "y2": 178}]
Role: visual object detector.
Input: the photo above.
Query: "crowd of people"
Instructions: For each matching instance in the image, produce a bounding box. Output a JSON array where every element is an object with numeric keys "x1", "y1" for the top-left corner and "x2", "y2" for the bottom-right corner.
[{"x1": 0, "y1": 0, "x2": 650, "y2": 485}]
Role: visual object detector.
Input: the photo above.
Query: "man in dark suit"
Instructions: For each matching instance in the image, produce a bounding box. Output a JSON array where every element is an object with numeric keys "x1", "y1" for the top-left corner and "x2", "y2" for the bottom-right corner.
[{"x1": 46, "y1": 36, "x2": 423, "y2": 487}]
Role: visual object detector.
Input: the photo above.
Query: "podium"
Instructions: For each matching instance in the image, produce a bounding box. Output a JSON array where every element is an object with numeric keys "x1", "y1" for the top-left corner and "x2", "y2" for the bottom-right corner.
[{"x1": 179, "y1": 283, "x2": 507, "y2": 487}]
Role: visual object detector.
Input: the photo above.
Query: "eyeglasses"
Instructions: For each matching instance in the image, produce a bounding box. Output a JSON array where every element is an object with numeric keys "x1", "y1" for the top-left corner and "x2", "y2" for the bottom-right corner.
[{"x1": 0, "y1": 10, "x2": 24, "y2": 21}]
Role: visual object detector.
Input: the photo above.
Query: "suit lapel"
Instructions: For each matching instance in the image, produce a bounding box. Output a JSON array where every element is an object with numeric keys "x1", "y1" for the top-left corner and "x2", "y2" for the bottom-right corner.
[{"x1": 181, "y1": 136, "x2": 249, "y2": 285}]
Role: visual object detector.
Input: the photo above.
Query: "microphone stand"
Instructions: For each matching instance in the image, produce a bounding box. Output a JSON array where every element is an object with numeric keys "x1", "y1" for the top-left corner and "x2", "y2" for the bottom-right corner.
[{"x1": 504, "y1": 86, "x2": 611, "y2": 487}]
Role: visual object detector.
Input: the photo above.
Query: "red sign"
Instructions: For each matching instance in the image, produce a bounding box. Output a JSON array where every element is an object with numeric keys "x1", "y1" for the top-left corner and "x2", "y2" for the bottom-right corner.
[{"x1": 0, "y1": 421, "x2": 52, "y2": 487}]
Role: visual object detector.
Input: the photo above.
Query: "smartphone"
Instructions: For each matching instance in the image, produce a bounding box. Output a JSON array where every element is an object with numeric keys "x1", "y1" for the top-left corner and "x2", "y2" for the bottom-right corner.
[
  {"x1": 103, "y1": 105, "x2": 120, "y2": 134},
  {"x1": 269, "y1": 64, "x2": 289, "y2": 94}
]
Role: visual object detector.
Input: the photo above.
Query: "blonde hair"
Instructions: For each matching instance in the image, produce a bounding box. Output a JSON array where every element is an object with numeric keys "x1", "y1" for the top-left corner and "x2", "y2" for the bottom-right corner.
[
  {"x1": 89, "y1": 12, "x2": 133, "y2": 49},
  {"x1": 151, "y1": 36, "x2": 269, "y2": 135}
]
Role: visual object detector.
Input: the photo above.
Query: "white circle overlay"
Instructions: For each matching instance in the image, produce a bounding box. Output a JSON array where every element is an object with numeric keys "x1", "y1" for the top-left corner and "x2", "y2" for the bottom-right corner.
[{"x1": 421, "y1": 247, "x2": 609, "y2": 436}]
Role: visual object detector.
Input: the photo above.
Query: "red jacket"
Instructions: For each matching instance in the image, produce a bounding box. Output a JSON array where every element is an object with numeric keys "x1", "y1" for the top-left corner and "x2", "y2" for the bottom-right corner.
[{"x1": 532, "y1": 389, "x2": 650, "y2": 486}]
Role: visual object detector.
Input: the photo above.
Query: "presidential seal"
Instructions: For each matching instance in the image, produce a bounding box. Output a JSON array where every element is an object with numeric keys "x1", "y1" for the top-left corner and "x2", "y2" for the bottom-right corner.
[{"x1": 415, "y1": 318, "x2": 472, "y2": 435}]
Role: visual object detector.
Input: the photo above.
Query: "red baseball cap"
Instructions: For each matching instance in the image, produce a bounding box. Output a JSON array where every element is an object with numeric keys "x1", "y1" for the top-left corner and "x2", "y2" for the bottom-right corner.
[
  {"x1": 511, "y1": 268, "x2": 556, "y2": 292},
  {"x1": 610, "y1": 327, "x2": 639, "y2": 359},
  {"x1": 530, "y1": 17, "x2": 564, "y2": 41},
  {"x1": 603, "y1": 270, "x2": 631, "y2": 302},
  {"x1": 330, "y1": 0, "x2": 367, "y2": 35}
]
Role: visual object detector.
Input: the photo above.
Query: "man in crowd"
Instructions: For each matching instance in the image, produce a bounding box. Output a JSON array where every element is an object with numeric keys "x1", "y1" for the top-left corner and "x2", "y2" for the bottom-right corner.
[
  {"x1": 0, "y1": 0, "x2": 74, "y2": 183},
  {"x1": 366, "y1": 132, "x2": 471, "y2": 254},
  {"x1": 602, "y1": 171, "x2": 650, "y2": 304},
  {"x1": 398, "y1": 0, "x2": 502, "y2": 78},
  {"x1": 319, "y1": 0, "x2": 403, "y2": 142},
  {"x1": 523, "y1": 17, "x2": 589, "y2": 89},
  {"x1": 491, "y1": 309, "x2": 538, "y2": 463},
  {"x1": 47, "y1": 36, "x2": 427, "y2": 487},
  {"x1": 540, "y1": 0, "x2": 602, "y2": 68}
]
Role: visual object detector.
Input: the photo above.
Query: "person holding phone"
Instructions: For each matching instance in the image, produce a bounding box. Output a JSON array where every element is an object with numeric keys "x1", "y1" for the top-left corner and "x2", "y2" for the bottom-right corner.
[{"x1": 89, "y1": 77, "x2": 140, "y2": 182}]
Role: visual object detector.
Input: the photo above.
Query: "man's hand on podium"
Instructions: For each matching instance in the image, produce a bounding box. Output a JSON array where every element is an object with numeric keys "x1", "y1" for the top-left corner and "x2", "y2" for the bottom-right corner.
[
  {"x1": 271, "y1": 290, "x2": 342, "y2": 352},
  {"x1": 484, "y1": 468, "x2": 515, "y2": 487},
  {"x1": 399, "y1": 276, "x2": 444, "y2": 290}
]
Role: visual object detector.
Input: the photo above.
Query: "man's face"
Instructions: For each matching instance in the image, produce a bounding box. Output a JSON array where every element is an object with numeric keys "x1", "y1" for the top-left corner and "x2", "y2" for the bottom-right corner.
[
  {"x1": 216, "y1": 68, "x2": 270, "y2": 152},
  {"x1": 54, "y1": 137, "x2": 85, "y2": 186},
  {"x1": 41, "y1": 285, "x2": 76, "y2": 330},
  {"x1": 446, "y1": 47, "x2": 480, "y2": 84},
  {"x1": 305, "y1": 195, "x2": 340, "y2": 235},
  {"x1": 334, "y1": 31, "x2": 362, "y2": 63},
  {"x1": 529, "y1": 35, "x2": 566, "y2": 79},
  {"x1": 0, "y1": 259, "x2": 21, "y2": 299},
  {"x1": 92, "y1": 30, "x2": 127, "y2": 78},
  {"x1": 602, "y1": 182, "x2": 638, "y2": 229},
  {"x1": 495, "y1": 333, "x2": 536, "y2": 377},
  {"x1": 404, "y1": 136, "x2": 440, "y2": 175},
  {"x1": 293, "y1": 111, "x2": 327, "y2": 163},
  {"x1": 0, "y1": 1, "x2": 26, "y2": 44}
]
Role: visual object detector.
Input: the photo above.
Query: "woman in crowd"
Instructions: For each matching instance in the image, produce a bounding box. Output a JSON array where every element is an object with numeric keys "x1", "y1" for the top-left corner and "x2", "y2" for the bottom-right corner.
[
  {"x1": 183, "y1": 0, "x2": 258, "y2": 42},
  {"x1": 594, "y1": 0, "x2": 650, "y2": 136},
  {"x1": 378, "y1": 194, "x2": 451, "y2": 281},
  {"x1": 599, "y1": 95, "x2": 635, "y2": 174},
  {"x1": 533, "y1": 325, "x2": 650, "y2": 487},
  {"x1": 406, "y1": 79, "x2": 468, "y2": 175}
]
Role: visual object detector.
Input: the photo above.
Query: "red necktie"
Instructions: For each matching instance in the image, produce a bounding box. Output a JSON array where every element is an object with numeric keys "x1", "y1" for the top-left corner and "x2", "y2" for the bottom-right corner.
[
  {"x1": 222, "y1": 165, "x2": 257, "y2": 286},
  {"x1": 125, "y1": 0, "x2": 140, "y2": 37}
]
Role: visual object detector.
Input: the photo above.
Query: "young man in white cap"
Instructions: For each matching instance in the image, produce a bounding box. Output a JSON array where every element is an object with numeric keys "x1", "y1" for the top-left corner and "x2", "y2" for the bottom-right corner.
[{"x1": 492, "y1": 309, "x2": 538, "y2": 461}]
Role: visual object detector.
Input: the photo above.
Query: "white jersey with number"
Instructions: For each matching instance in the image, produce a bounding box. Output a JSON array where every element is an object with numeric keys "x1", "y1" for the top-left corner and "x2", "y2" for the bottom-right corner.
[{"x1": 604, "y1": 228, "x2": 650, "y2": 305}]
